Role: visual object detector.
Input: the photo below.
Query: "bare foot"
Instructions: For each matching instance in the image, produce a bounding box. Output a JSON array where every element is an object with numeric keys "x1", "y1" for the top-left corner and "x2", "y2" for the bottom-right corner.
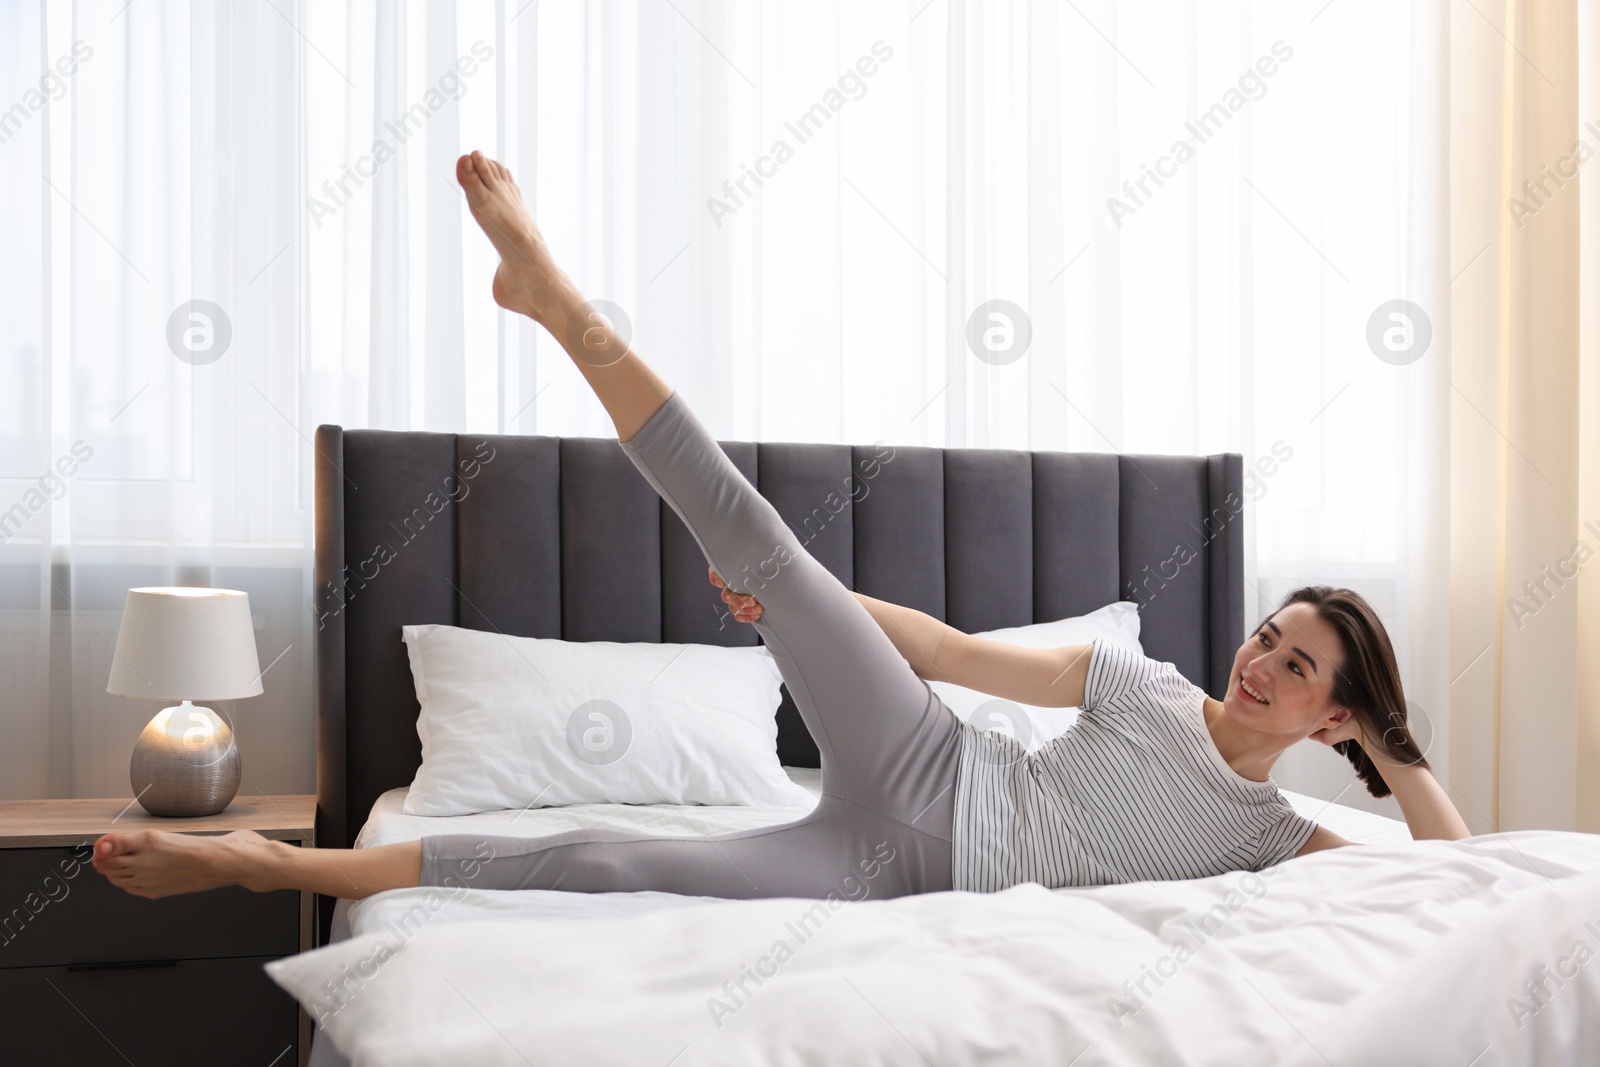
[
  {"x1": 91, "y1": 829, "x2": 284, "y2": 899},
  {"x1": 455, "y1": 150, "x2": 573, "y2": 322}
]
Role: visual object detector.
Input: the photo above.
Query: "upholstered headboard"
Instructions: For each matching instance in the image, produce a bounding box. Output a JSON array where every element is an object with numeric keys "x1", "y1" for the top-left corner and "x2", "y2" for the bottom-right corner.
[{"x1": 312, "y1": 426, "x2": 1243, "y2": 870}]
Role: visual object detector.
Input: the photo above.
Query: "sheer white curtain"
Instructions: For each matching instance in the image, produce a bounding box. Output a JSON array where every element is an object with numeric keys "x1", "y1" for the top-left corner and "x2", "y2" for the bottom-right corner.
[{"x1": 10, "y1": 0, "x2": 1587, "y2": 833}]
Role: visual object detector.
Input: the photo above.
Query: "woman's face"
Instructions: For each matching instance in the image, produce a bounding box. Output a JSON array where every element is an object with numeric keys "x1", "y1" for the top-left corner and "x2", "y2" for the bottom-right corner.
[{"x1": 1223, "y1": 602, "x2": 1351, "y2": 739}]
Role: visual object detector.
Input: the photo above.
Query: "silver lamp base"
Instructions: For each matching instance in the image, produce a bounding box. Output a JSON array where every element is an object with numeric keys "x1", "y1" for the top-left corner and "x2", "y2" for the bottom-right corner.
[{"x1": 130, "y1": 700, "x2": 241, "y2": 817}]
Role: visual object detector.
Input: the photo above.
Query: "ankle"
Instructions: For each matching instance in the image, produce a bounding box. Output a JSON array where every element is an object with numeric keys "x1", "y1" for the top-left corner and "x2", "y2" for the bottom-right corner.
[
  {"x1": 530, "y1": 275, "x2": 587, "y2": 333},
  {"x1": 232, "y1": 838, "x2": 292, "y2": 893}
]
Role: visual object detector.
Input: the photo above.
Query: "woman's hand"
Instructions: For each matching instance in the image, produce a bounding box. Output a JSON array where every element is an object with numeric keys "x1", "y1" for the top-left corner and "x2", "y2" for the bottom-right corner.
[
  {"x1": 708, "y1": 566, "x2": 764, "y2": 625},
  {"x1": 1307, "y1": 710, "x2": 1372, "y2": 750}
]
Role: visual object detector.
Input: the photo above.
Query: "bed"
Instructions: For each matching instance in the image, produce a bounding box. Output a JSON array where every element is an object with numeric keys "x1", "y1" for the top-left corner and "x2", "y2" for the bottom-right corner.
[{"x1": 281, "y1": 426, "x2": 1600, "y2": 1066}]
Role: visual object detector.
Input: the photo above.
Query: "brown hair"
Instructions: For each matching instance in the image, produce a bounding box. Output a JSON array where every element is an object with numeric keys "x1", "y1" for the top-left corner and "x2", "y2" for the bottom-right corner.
[{"x1": 1261, "y1": 586, "x2": 1427, "y2": 798}]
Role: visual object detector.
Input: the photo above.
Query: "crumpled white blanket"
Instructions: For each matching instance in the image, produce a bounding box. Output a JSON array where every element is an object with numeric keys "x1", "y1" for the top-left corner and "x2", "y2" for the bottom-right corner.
[{"x1": 268, "y1": 830, "x2": 1600, "y2": 1067}]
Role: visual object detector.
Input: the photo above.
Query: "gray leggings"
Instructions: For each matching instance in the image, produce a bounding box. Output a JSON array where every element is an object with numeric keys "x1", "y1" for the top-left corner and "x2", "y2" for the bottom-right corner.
[{"x1": 418, "y1": 392, "x2": 963, "y2": 900}]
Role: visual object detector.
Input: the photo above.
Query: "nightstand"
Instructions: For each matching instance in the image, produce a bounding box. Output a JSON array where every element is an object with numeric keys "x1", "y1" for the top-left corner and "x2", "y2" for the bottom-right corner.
[{"x1": 0, "y1": 794, "x2": 317, "y2": 1067}]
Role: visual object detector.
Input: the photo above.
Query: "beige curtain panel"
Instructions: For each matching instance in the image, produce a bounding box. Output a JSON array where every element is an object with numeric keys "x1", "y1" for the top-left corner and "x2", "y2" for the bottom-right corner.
[{"x1": 1445, "y1": 0, "x2": 1600, "y2": 833}]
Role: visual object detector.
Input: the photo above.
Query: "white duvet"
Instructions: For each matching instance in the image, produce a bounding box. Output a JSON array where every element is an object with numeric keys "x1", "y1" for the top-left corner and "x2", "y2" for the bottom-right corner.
[{"x1": 268, "y1": 777, "x2": 1600, "y2": 1066}]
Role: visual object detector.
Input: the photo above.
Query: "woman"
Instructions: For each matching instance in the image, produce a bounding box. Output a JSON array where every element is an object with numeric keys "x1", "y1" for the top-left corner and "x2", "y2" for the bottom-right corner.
[
  {"x1": 91, "y1": 151, "x2": 1469, "y2": 902},
  {"x1": 717, "y1": 573, "x2": 1471, "y2": 890}
]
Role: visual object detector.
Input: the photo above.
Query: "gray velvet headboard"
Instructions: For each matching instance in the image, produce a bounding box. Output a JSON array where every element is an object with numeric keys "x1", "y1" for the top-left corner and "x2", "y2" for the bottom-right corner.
[{"x1": 312, "y1": 426, "x2": 1243, "y2": 935}]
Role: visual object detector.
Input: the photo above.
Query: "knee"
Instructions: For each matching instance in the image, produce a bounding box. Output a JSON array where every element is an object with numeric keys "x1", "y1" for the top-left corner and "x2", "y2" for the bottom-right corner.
[{"x1": 421, "y1": 836, "x2": 498, "y2": 888}]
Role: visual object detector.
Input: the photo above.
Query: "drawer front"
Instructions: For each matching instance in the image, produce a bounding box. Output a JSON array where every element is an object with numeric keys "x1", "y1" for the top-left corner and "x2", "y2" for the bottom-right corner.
[
  {"x1": 0, "y1": 954, "x2": 299, "y2": 1066},
  {"x1": 0, "y1": 846, "x2": 299, "y2": 969}
]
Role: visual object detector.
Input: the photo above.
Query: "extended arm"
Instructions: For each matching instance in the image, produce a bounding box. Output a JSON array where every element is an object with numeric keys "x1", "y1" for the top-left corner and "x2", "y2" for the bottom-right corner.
[
  {"x1": 709, "y1": 568, "x2": 1092, "y2": 708},
  {"x1": 852, "y1": 593, "x2": 1095, "y2": 708}
]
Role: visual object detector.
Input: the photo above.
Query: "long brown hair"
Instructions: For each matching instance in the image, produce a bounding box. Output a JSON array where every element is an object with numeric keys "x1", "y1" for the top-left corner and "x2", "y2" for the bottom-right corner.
[{"x1": 1263, "y1": 586, "x2": 1427, "y2": 798}]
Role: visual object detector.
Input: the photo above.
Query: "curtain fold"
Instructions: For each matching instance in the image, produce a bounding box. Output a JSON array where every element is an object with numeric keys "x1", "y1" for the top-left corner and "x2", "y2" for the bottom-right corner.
[
  {"x1": 1448, "y1": 0, "x2": 1597, "y2": 833},
  {"x1": 0, "y1": 0, "x2": 1594, "y2": 833},
  {"x1": 1579, "y1": 0, "x2": 1600, "y2": 834}
]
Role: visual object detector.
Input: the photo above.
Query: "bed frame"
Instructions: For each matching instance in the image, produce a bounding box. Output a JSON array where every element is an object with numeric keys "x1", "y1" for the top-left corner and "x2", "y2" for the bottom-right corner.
[{"x1": 312, "y1": 425, "x2": 1245, "y2": 940}]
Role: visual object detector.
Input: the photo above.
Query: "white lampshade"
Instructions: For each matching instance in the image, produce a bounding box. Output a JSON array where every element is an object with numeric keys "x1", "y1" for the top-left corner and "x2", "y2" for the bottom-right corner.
[{"x1": 106, "y1": 587, "x2": 264, "y2": 701}]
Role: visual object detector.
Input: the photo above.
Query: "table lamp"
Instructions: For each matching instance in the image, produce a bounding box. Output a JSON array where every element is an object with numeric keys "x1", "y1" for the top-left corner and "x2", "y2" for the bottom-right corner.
[{"x1": 105, "y1": 587, "x2": 263, "y2": 817}]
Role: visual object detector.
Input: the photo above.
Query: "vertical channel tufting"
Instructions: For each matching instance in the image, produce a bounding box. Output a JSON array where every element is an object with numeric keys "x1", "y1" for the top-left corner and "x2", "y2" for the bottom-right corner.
[
  {"x1": 944, "y1": 449, "x2": 1033, "y2": 633},
  {"x1": 455, "y1": 434, "x2": 561, "y2": 639},
  {"x1": 756, "y1": 443, "x2": 856, "y2": 586},
  {"x1": 851, "y1": 444, "x2": 945, "y2": 619},
  {"x1": 1205, "y1": 453, "x2": 1245, "y2": 697},
  {"x1": 1117, "y1": 454, "x2": 1209, "y2": 688},
  {"x1": 1033, "y1": 452, "x2": 1121, "y2": 622},
  {"x1": 560, "y1": 438, "x2": 662, "y2": 643}
]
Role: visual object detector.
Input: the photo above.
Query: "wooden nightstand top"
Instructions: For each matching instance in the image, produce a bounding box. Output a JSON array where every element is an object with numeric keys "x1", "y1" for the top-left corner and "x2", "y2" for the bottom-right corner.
[{"x1": 0, "y1": 794, "x2": 316, "y2": 848}]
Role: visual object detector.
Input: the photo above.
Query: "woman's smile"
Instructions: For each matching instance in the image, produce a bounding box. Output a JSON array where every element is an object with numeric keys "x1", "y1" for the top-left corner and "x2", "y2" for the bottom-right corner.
[{"x1": 1238, "y1": 673, "x2": 1270, "y2": 705}]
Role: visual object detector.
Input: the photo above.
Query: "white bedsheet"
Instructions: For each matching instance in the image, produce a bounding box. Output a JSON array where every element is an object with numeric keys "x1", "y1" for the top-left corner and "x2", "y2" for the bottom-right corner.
[
  {"x1": 352, "y1": 767, "x2": 834, "y2": 850},
  {"x1": 275, "y1": 825, "x2": 1600, "y2": 1067}
]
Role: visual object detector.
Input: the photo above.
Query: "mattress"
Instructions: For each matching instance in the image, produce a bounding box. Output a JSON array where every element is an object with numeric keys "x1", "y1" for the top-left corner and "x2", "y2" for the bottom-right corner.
[{"x1": 353, "y1": 767, "x2": 832, "y2": 851}]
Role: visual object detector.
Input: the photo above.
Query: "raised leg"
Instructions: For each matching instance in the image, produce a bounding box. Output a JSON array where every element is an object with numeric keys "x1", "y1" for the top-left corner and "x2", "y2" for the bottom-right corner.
[
  {"x1": 619, "y1": 396, "x2": 962, "y2": 833},
  {"x1": 457, "y1": 151, "x2": 962, "y2": 833}
]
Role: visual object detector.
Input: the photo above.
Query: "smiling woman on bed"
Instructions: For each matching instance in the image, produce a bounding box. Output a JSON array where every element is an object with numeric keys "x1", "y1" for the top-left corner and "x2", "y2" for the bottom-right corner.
[
  {"x1": 89, "y1": 150, "x2": 1470, "y2": 904},
  {"x1": 720, "y1": 576, "x2": 1472, "y2": 889}
]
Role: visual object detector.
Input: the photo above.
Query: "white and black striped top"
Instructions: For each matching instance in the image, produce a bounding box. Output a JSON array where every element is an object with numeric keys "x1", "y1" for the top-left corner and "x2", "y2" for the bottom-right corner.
[{"x1": 950, "y1": 637, "x2": 1318, "y2": 892}]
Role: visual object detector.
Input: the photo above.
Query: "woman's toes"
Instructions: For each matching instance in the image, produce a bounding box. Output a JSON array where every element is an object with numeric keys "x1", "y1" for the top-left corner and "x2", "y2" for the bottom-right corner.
[
  {"x1": 93, "y1": 831, "x2": 142, "y2": 870},
  {"x1": 94, "y1": 832, "x2": 137, "y2": 864}
]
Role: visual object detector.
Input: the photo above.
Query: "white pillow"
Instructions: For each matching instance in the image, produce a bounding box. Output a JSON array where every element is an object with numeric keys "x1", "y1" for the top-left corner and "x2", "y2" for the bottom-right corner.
[
  {"x1": 400, "y1": 624, "x2": 813, "y2": 815},
  {"x1": 925, "y1": 600, "x2": 1142, "y2": 752}
]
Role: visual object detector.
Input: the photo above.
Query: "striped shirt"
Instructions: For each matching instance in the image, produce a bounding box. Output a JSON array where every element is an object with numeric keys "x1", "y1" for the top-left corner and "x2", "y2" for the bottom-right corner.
[{"x1": 950, "y1": 637, "x2": 1318, "y2": 892}]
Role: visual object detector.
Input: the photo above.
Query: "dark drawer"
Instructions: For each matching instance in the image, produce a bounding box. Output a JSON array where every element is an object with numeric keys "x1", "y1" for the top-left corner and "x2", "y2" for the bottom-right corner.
[
  {"x1": 0, "y1": 954, "x2": 299, "y2": 1066},
  {"x1": 0, "y1": 845, "x2": 299, "y2": 969}
]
